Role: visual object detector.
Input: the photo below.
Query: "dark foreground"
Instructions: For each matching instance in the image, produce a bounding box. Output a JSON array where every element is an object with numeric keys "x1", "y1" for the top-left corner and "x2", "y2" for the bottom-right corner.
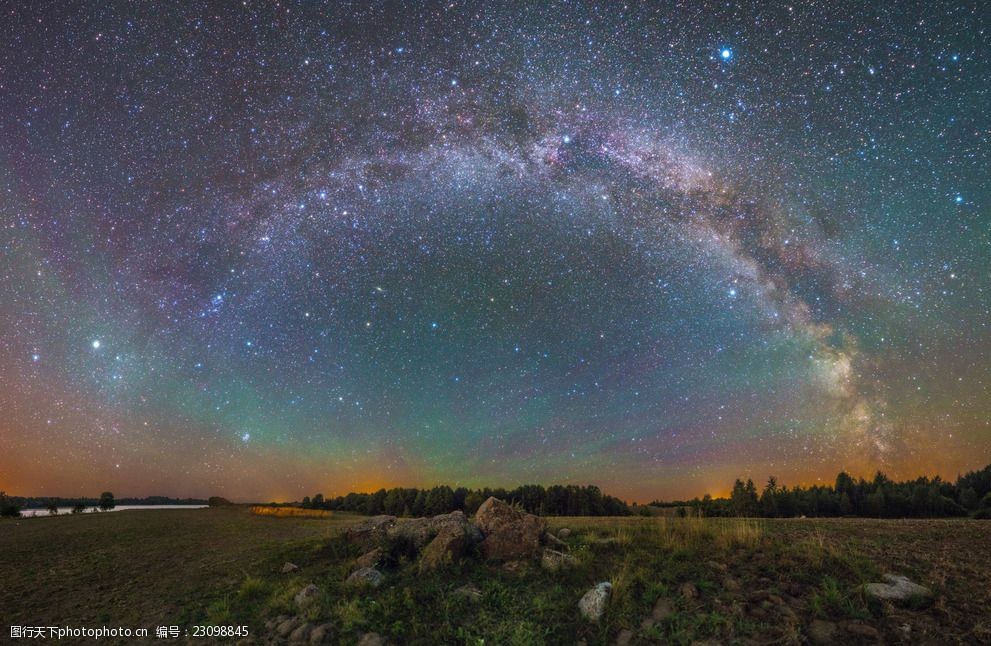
[{"x1": 1, "y1": 508, "x2": 989, "y2": 644}]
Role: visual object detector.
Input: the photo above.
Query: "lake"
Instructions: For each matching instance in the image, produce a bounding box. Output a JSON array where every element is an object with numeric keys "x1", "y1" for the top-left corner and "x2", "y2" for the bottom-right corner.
[{"x1": 18, "y1": 505, "x2": 208, "y2": 517}]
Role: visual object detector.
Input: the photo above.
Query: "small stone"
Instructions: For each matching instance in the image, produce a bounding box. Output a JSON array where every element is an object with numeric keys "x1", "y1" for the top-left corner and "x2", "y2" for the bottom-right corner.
[
  {"x1": 276, "y1": 617, "x2": 301, "y2": 637},
  {"x1": 651, "y1": 597, "x2": 673, "y2": 621},
  {"x1": 453, "y1": 583, "x2": 483, "y2": 602},
  {"x1": 346, "y1": 567, "x2": 384, "y2": 588},
  {"x1": 309, "y1": 623, "x2": 334, "y2": 645},
  {"x1": 722, "y1": 577, "x2": 741, "y2": 593},
  {"x1": 289, "y1": 623, "x2": 312, "y2": 643},
  {"x1": 579, "y1": 581, "x2": 612, "y2": 622},
  {"x1": 863, "y1": 574, "x2": 933, "y2": 603},
  {"x1": 680, "y1": 582, "x2": 698, "y2": 599},
  {"x1": 541, "y1": 548, "x2": 577, "y2": 571},
  {"x1": 501, "y1": 559, "x2": 529, "y2": 574},
  {"x1": 357, "y1": 632, "x2": 384, "y2": 646},
  {"x1": 807, "y1": 619, "x2": 838, "y2": 645},
  {"x1": 281, "y1": 562, "x2": 299, "y2": 573},
  {"x1": 557, "y1": 527, "x2": 571, "y2": 539},
  {"x1": 614, "y1": 628, "x2": 634, "y2": 645},
  {"x1": 294, "y1": 584, "x2": 319, "y2": 608},
  {"x1": 839, "y1": 620, "x2": 881, "y2": 641}
]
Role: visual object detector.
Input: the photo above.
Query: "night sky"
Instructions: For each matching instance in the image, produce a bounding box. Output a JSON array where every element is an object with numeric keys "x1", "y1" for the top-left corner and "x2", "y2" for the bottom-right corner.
[{"x1": 1, "y1": 2, "x2": 988, "y2": 502}]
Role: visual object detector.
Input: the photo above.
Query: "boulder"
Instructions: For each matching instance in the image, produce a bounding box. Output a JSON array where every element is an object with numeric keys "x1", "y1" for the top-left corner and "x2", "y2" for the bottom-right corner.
[
  {"x1": 346, "y1": 567, "x2": 384, "y2": 588},
  {"x1": 387, "y1": 510, "x2": 479, "y2": 550},
  {"x1": 578, "y1": 581, "x2": 612, "y2": 622},
  {"x1": 557, "y1": 527, "x2": 571, "y2": 539},
  {"x1": 419, "y1": 524, "x2": 468, "y2": 570},
  {"x1": 354, "y1": 548, "x2": 383, "y2": 570},
  {"x1": 543, "y1": 531, "x2": 567, "y2": 548},
  {"x1": 294, "y1": 584, "x2": 319, "y2": 608},
  {"x1": 281, "y1": 562, "x2": 299, "y2": 573},
  {"x1": 541, "y1": 548, "x2": 577, "y2": 571},
  {"x1": 863, "y1": 574, "x2": 932, "y2": 602},
  {"x1": 344, "y1": 515, "x2": 397, "y2": 546},
  {"x1": 474, "y1": 497, "x2": 547, "y2": 561}
]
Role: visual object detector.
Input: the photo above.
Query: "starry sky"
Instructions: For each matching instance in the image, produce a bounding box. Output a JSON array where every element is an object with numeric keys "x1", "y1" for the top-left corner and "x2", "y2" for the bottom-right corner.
[{"x1": 1, "y1": 2, "x2": 989, "y2": 502}]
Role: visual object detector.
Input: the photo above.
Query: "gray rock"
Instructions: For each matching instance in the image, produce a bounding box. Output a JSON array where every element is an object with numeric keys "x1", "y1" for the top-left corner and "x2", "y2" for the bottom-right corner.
[
  {"x1": 419, "y1": 524, "x2": 468, "y2": 570},
  {"x1": 346, "y1": 566, "x2": 384, "y2": 588},
  {"x1": 541, "y1": 548, "x2": 577, "y2": 571},
  {"x1": 294, "y1": 584, "x2": 319, "y2": 608},
  {"x1": 281, "y1": 562, "x2": 299, "y2": 573},
  {"x1": 388, "y1": 510, "x2": 480, "y2": 550},
  {"x1": 578, "y1": 581, "x2": 612, "y2": 622},
  {"x1": 543, "y1": 531, "x2": 567, "y2": 548},
  {"x1": 557, "y1": 527, "x2": 571, "y2": 539},
  {"x1": 807, "y1": 619, "x2": 838, "y2": 645},
  {"x1": 864, "y1": 573, "x2": 932, "y2": 602},
  {"x1": 344, "y1": 515, "x2": 397, "y2": 545},
  {"x1": 357, "y1": 633, "x2": 384, "y2": 646},
  {"x1": 474, "y1": 497, "x2": 547, "y2": 561},
  {"x1": 276, "y1": 617, "x2": 301, "y2": 637}
]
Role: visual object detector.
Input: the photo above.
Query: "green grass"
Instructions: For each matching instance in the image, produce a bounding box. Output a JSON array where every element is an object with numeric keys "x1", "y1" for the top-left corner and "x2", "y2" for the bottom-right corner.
[{"x1": 2, "y1": 510, "x2": 989, "y2": 644}]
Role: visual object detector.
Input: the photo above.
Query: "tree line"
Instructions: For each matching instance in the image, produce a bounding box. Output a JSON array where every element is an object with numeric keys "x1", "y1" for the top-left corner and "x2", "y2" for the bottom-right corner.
[
  {"x1": 0, "y1": 491, "x2": 120, "y2": 517},
  {"x1": 297, "y1": 484, "x2": 632, "y2": 517},
  {"x1": 651, "y1": 463, "x2": 991, "y2": 519}
]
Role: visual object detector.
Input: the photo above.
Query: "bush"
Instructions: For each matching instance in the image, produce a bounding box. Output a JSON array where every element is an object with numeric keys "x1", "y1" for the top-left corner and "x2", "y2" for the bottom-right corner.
[{"x1": 0, "y1": 491, "x2": 22, "y2": 518}]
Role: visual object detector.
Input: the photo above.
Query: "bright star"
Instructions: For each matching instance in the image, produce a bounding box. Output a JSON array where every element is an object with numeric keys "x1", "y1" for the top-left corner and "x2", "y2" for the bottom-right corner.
[
  {"x1": 91, "y1": 340, "x2": 101, "y2": 349},
  {"x1": 720, "y1": 48, "x2": 732, "y2": 60}
]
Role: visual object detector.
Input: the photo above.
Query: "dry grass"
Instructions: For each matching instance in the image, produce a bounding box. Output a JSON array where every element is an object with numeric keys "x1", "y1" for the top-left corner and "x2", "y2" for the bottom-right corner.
[
  {"x1": 249, "y1": 506, "x2": 334, "y2": 519},
  {"x1": 547, "y1": 515, "x2": 763, "y2": 551}
]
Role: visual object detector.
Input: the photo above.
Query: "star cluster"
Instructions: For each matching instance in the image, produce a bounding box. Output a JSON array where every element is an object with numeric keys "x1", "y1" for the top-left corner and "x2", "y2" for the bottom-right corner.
[{"x1": 1, "y1": 2, "x2": 988, "y2": 501}]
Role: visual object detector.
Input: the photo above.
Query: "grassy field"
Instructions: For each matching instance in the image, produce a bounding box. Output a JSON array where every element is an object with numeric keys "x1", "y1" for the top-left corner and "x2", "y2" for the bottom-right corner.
[{"x1": 2, "y1": 508, "x2": 990, "y2": 644}]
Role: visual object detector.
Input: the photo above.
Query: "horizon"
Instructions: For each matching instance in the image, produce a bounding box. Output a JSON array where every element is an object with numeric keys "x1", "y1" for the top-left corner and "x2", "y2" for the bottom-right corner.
[
  {"x1": 2, "y1": 3, "x2": 989, "y2": 502},
  {"x1": 7, "y1": 459, "x2": 989, "y2": 506}
]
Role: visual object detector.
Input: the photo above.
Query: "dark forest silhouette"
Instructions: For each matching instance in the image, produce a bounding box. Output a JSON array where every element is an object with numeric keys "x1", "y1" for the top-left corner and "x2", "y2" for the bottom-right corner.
[{"x1": 285, "y1": 463, "x2": 991, "y2": 519}]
